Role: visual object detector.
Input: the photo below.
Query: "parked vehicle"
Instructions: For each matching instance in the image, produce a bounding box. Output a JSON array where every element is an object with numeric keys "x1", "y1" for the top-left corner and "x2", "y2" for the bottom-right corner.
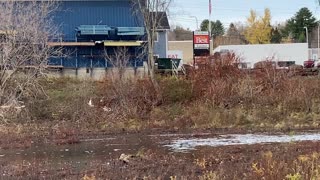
[{"x1": 303, "y1": 59, "x2": 315, "y2": 68}]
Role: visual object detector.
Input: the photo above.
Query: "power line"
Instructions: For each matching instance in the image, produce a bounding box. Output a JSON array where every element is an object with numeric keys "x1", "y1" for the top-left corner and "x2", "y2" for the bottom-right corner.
[
  {"x1": 179, "y1": 7, "x2": 298, "y2": 13},
  {"x1": 173, "y1": 17, "x2": 235, "y2": 25}
]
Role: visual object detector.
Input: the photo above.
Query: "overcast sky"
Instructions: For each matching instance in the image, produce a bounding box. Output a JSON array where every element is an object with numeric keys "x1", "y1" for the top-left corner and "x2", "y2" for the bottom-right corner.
[{"x1": 170, "y1": 0, "x2": 319, "y2": 30}]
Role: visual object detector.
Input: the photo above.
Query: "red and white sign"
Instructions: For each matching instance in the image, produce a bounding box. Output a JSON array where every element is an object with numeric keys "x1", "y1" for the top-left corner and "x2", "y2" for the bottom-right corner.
[
  {"x1": 194, "y1": 35, "x2": 209, "y2": 44},
  {"x1": 194, "y1": 31, "x2": 210, "y2": 49},
  {"x1": 194, "y1": 44, "x2": 210, "y2": 49}
]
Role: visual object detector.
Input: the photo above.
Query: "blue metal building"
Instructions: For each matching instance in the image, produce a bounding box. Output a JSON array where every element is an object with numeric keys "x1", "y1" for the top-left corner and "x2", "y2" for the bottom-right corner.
[
  {"x1": 153, "y1": 12, "x2": 170, "y2": 59},
  {"x1": 48, "y1": 0, "x2": 147, "y2": 69}
]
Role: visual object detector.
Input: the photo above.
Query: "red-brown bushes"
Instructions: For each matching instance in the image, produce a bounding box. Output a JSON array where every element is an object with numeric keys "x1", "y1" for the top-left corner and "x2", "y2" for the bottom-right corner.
[
  {"x1": 190, "y1": 53, "x2": 320, "y2": 114},
  {"x1": 96, "y1": 78, "x2": 158, "y2": 119},
  {"x1": 249, "y1": 64, "x2": 290, "y2": 106},
  {"x1": 22, "y1": 60, "x2": 320, "y2": 132},
  {"x1": 191, "y1": 53, "x2": 245, "y2": 107},
  {"x1": 96, "y1": 77, "x2": 193, "y2": 120}
]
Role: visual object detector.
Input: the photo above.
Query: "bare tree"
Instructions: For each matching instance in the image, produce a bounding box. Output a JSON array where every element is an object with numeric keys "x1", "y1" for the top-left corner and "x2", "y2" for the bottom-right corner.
[
  {"x1": 105, "y1": 47, "x2": 131, "y2": 80},
  {"x1": 169, "y1": 26, "x2": 193, "y2": 41},
  {"x1": 0, "y1": 0, "x2": 60, "y2": 120},
  {"x1": 132, "y1": 0, "x2": 172, "y2": 91}
]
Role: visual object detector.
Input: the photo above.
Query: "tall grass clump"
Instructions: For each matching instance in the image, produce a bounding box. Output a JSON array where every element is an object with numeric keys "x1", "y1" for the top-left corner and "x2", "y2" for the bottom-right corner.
[{"x1": 188, "y1": 52, "x2": 320, "y2": 129}]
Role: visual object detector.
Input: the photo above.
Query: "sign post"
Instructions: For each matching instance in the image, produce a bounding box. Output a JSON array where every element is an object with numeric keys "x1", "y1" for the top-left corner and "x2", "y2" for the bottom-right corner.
[{"x1": 193, "y1": 31, "x2": 210, "y2": 66}]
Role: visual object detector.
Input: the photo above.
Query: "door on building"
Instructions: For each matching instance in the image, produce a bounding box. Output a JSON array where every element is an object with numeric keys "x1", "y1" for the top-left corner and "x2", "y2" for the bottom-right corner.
[{"x1": 313, "y1": 54, "x2": 318, "y2": 61}]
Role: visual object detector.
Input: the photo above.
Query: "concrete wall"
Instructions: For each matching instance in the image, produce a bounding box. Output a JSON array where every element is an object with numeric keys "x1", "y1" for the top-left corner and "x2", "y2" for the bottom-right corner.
[
  {"x1": 48, "y1": 62, "x2": 149, "y2": 80},
  {"x1": 154, "y1": 30, "x2": 168, "y2": 58},
  {"x1": 213, "y1": 43, "x2": 308, "y2": 68}
]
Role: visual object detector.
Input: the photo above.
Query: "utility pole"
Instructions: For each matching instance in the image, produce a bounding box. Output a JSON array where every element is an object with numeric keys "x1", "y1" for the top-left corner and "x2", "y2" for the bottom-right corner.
[
  {"x1": 316, "y1": 0, "x2": 320, "y2": 60},
  {"x1": 305, "y1": 27, "x2": 309, "y2": 47},
  {"x1": 189, "y1": 16, "x2": 199, "y2": 30},
  {"x1": 304, "y1": 26, "x2": 309, "y2": 59},
  {"x1": 208, "y1": 0, "x2": 212, "y2": 54}
]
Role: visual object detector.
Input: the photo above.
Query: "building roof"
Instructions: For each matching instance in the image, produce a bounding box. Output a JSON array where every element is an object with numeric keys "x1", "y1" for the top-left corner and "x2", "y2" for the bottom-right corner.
[{"x1": 150, "y1": 12, "x2": 170, "y2": 30}]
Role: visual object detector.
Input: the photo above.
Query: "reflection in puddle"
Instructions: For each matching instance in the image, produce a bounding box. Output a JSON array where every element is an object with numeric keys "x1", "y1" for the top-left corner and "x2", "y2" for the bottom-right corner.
[{"x1": 165, "y1": 133, "x2": 320, "y2": 152}]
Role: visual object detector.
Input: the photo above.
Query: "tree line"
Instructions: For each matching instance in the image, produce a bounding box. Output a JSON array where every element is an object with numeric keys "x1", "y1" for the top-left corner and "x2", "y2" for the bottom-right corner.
[{"x1": 169, "y1": 7, "x2": 318, "y2": 44}]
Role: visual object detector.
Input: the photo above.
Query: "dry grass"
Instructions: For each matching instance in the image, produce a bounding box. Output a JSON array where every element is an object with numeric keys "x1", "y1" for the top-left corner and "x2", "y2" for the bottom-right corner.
[
  {"x1": 3, "y1": 53, "x2": 320, "y2": 134},
  {"x1": 183, "y1": 54, "x2": 320, "y2": 130},
  {"x1": 251, "y1": 151, "x2": 320, "y2": 180}
]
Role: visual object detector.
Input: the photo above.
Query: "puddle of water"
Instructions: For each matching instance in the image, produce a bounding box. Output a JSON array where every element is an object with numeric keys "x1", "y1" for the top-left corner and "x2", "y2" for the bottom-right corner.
[
  {"x1": 0, "y1": 134, "x2": 153, "y2": 167},
  {"x1": 148, "y1": 133, "x2": 211, "y2": 137},
  {"x1": 3, "y1": 132, "x2": 320, "y2": 173},
  {"x1": 80, "y1": 138, "x2": 115, "y2": 142},
  {"x1": 165, "y1": 133, "x2": 320, "y2": 152}
]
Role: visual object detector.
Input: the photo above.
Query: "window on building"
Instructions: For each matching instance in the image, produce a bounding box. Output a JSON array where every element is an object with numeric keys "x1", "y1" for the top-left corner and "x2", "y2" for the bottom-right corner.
[
  {"x1": 277, "y1": 61, "x2": 295, "y2": 68},
  {"x1": 313, "y1": 54, "x2": 318, "y2": 61},
  {"x1": 236, "y1": 62, "x2": 250, "y2": 69}
]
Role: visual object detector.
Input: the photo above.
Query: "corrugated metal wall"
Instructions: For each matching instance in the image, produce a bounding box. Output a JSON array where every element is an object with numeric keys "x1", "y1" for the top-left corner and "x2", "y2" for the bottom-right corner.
[
  {"x1": 154, "y1": 31, "x2": 168, "y2": 58},
  {"x1": 49, "y1": 46, "x2": 144, "y2": 68},
  {"x1": 53, "y1": 1, "x2": 143, "y2": 41},
  {"x1": 49, "y1": 0, "x2": 146, "y2": 68},
  {"x1": 49, "y1": 0, "x2": 145, "y2": 68}
]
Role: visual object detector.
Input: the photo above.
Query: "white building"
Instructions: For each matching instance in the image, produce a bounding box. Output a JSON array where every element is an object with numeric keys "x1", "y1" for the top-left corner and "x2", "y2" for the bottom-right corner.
[{"x1": 213, "y1": 43, "x2": 308, "y2": 69}]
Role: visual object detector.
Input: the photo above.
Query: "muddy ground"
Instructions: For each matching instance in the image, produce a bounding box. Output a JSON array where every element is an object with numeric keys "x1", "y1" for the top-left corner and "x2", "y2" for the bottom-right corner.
[{"x1": 1, "y1": 130, "x2": 320, "y2": 179}]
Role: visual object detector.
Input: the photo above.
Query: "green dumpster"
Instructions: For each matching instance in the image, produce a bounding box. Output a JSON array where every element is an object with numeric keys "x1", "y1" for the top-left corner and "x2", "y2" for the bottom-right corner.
[{"x1": 156, "y1": 58, "x2": 181, "y2": 70}]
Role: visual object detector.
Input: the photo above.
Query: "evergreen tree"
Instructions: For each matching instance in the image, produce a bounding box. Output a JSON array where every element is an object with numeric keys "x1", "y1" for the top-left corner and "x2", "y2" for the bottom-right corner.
[
  {"x1": 283, "y1": 7, "x2": 317, "y2": 42},
  {"x1": 200, "y1": 19, "x2": 225, "y2": 38}
]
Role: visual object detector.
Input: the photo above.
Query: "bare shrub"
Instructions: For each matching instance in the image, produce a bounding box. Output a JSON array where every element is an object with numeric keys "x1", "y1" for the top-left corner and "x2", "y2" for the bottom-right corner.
[
  {"x1": 132, "y1": 0, "x2": 173, "y2": 103},
  {"x1": 191, "y1": 52, "x2": 320, "y2": 116},
  {"x1": 282, "y1": 78, "x2": 320, "y2": 113},
  {"x1": 250, "y1": 64, "x2": 289, "y2": 106},
  {"x1": 0, "y1": 0, "x2": 59, "y2": 121},
  {"x1": 105, "y1": 47, "x2": 131, "y2": 80},
  {"x1": 96, "y1": 78, "x2": 158, "y2": 120},
  {"x1": 192, "y1": 52, "x2": 244, "y2": 107},
  {"x1": 92, "y1": 77, "x2": 192, "y2": 128}
]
